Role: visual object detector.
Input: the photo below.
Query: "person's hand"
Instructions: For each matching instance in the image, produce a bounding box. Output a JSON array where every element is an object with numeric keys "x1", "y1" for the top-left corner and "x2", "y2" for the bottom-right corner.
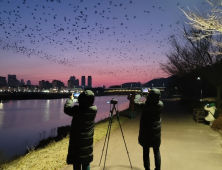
[{"x1": 70, "y1": 93, "x2": 74, "y2": 100}]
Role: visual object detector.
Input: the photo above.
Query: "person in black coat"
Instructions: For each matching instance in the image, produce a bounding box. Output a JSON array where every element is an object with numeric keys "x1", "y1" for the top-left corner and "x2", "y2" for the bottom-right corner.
[
  {"x1": 134, "y1": 88, "x2": 164, "y2": 170},
  {"x1": 64, "y1": 90, "x2": 97, "y2": 170}
]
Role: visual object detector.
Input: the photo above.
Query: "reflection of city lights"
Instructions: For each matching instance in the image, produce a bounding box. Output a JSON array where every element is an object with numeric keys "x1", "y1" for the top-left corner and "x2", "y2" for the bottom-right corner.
[
  {"x1": 0, "y1": 103, "x2": 3, "y2": 109},
  {"x1": 43, "y1": 100, "x2": 50, "y2": 121}
]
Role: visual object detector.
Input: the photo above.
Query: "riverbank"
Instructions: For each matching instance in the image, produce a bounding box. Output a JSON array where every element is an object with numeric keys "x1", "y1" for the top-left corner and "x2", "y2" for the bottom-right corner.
[
  {"x1": 0, "y1": 92, "x2": 129, "y2": 101},
  {"x1": 0, "y1": 108, "x2": 130, "y2": 169}
]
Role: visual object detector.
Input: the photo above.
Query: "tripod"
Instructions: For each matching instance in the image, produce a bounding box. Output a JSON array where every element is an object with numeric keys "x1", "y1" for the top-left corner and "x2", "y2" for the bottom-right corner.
[{"x1": 99, "y1": 102, "x2": 133, "y2": 170}]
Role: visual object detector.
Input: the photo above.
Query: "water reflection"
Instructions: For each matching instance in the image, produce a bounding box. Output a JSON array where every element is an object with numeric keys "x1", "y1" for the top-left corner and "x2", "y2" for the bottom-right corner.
[
  {"x1": 0, "y1": 95, "x2": 129, "y2": 161},
  {"x1": 16, "y1": 100, "x2": 21, "y2": 108},
  {"x1": 0, "y1": 102, "x2": 3, "y2": 109},
  {"x1": 43, "y1": 100, "x2": 50, "y2": 121},
  {"x1": 0, "y1": 103, "x2": 4, "y2": 130}
]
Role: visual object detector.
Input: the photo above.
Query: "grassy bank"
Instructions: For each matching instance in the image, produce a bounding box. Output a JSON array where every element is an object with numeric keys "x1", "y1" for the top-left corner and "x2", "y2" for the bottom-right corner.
[{"x1": 0, "y1": 109, "x2": 130, "y2": 170}]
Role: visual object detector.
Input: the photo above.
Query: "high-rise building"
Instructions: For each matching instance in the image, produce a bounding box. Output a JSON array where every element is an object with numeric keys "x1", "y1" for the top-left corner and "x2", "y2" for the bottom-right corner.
[
  {"x1": 8, "y1": 74, "x2": 17, "y2": 87},
  {"x1": 70, "y1": 76, "x2": 75, "y2": 81},
  {"x1": 75, "y1": 79, "x2": 79, "y2": 87},
  {"x1": 88, "y1": 76, "x2": 92, "y2": 88},
  {"x1": 0, "y1": 76, "x2": 7, "y2": 86},
  {"x1": 67, "y1": 80, "x2": 73, "y2": 88},
  {"x1": 68, "y1": 76, "x2": 76, "y2": 88},
  {"x1": 39, "y1": 80, "x2": 52, "y2": 89},
  {"x1": 21, "y1": 79, "x2": 25, "y2": 86},
  {"x1": 45, "y1": 81, "x2": 52, "y2": 89},
  {"x1": 16, "y1": 79, "x2": 20, "y2": 87},
  {"x1": 27, "y1": 80, "x2": 31, "y2": 85},
  {"x1": 52, "y1": 80, "x2": 64, "y2": 89},
  {"x1": 81, "y1": 76, "x2": 85, "y2": 87},
  {"x1": 39, "y1": 80, "x2": 45, "y2": 88}
]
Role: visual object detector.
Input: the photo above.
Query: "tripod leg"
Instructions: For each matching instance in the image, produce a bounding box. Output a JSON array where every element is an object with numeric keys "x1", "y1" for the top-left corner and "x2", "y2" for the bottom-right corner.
[
  {"x1": 99, "y1": 115, "x2": 113, "y2": 166},
  {"x1": 116, "y1": 110, "x2": 133, "y2": 170},
  {"x1": 103, "y1": 115, "x2": 114, "y2": 170}
]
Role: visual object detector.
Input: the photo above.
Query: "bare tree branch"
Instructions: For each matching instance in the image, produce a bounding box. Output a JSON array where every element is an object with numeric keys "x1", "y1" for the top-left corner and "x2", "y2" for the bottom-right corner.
[{"x1": 180, "y1": 1, "x2": 222, "y2": 42}]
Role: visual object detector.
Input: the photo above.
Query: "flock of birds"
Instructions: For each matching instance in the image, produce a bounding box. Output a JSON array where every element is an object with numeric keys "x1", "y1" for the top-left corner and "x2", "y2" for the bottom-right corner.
[{"x1": 0, "y1": 0, "x2": 208, "y2": 83}]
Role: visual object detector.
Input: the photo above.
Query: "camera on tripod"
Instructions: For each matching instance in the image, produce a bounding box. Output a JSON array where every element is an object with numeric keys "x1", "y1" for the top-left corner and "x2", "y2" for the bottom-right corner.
[
  {"x1": 107, "y1": 98, "x2": 118, "y2": 104},
  {"x1": 100, "y1": 97, "x2": 132, "y2": 170}
]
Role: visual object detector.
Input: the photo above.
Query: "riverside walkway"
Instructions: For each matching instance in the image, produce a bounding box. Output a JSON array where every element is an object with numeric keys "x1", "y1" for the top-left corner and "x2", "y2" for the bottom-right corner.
[{"x1": 62, "y1": 97, "x2": 222, "y2": 170}]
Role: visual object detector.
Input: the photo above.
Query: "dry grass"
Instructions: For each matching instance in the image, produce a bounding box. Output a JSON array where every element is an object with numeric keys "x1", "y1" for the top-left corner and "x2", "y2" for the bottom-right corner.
[
  {"x1": 211, "y1": 116, "x2": 222, "y2": 132},
  {"x1": 0, "y1": 110, "x2": 130, "y2": 170}
]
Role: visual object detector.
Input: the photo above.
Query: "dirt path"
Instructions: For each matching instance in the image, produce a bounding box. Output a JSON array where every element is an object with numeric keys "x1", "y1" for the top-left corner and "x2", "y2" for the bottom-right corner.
[{"x1": 62, "y1": 98, "x2": 222, "y2": 170}]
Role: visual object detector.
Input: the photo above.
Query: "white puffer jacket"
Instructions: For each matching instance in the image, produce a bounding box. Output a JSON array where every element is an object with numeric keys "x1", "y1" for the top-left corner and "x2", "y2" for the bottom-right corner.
[{"x1": 204, "y1": 105, "x2": 216, "y2": 121}]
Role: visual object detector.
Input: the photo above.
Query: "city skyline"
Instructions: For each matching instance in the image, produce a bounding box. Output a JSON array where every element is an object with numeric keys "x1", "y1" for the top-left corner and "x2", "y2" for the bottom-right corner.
[
  {"x1": 0, "y1": 0, "x2": 210, "y2": 86},
  {"x1": 0, "y1": 74, "x2": 95, "y2": 87},
  {"x1": 0, "y1": 73, "x2": 166, "y2": 88}
]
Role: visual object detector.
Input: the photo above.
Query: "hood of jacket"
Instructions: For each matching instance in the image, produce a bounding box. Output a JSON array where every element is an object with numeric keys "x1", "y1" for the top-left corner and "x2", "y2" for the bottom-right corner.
[
  {"x1": 145, "y1": 88, "x2": 160, "y2": 105},
  {"x1": 78, "y1": 90, "x2": 95, "y2": 107}
]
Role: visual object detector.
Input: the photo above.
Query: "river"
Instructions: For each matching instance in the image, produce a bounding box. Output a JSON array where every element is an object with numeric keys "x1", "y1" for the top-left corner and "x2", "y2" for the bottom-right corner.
[{"x1": 0, "y1": 95, "x2": 129, "y2": 162}]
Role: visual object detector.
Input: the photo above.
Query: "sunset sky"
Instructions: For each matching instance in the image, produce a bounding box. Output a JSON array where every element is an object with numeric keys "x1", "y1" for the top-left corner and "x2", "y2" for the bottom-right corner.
[{"x1": 0, "y1": 0, "x2": 210, "y2": 87}]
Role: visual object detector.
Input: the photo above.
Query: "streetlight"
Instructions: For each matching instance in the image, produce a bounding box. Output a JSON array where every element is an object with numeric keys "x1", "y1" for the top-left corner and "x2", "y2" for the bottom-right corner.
[{"x1": 197, "y1": 77, "x2": 202, "y2": 102}]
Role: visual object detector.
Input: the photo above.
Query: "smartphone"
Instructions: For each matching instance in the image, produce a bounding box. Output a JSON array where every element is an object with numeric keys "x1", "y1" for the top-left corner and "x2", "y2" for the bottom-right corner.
[
  {"x1": 143, "y1": 88, "x2": 148, "y2": 93},
  {"x1": 73, "y1": 92, "x2": 80, "y2": 98}
]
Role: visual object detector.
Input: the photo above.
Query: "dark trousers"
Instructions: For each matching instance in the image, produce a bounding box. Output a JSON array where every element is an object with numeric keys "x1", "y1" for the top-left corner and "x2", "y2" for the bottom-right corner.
[
  {"x1": 73, "y1": 163, "x2": 90, "y2": 170},
  {"x1": 143, "y1": 146, "x2": 161, "y2": 170},
  {"x1": 203, "y1": 119, "x2": 210, "y2": 125}
]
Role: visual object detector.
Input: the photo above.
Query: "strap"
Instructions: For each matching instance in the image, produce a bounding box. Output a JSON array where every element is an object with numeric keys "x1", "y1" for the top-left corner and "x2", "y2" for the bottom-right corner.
[{"x1": 209, "y1": 111, "x2": 215, "y2": 117}]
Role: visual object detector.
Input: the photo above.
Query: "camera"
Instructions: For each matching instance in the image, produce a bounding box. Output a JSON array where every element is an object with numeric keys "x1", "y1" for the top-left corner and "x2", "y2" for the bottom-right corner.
[
  {"x1": 142, "y1": 88, "x2": 148, "y2": 93},
  {"x1": 73, "y1": 92, "x2": 80, "y2": 99},
  {"x1": 107, "y1": 98, "x2": 118, "y2": 104},
  {"x1": 73, "y1": 92, "x2": 80, "y2": 103}
]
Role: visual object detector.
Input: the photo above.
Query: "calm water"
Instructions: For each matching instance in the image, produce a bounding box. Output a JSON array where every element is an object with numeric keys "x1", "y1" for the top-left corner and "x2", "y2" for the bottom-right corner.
[{"x1": 0, "y1": 95, "x2": 129, "y2": 161}]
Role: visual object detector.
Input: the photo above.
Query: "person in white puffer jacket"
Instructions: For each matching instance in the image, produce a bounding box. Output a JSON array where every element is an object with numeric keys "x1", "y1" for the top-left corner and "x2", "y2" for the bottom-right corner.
[{"x1": 204, "y1": 103, "x2": 217, "y2": 125}]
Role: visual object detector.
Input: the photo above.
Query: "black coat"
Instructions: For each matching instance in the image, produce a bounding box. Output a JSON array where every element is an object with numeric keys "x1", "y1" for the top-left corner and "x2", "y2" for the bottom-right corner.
[
  {"x1": 64, "y1": 99, "x2": 97, "y2": 164},
  {"x1": 134, "y1": 94, "x2": 163, "y2": 148}
]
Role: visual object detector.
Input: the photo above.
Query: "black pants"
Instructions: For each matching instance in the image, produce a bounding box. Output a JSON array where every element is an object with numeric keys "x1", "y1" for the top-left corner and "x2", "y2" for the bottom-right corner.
[
  {"x1": 73, "y1": 163, "x2": 90, "y2": 170},
  {"x1": 203, "y1": 119, "x2": 210, "y2": 125},
  {"x1": 143, "y1": 146, "x2": 161, "y2": 170}
]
